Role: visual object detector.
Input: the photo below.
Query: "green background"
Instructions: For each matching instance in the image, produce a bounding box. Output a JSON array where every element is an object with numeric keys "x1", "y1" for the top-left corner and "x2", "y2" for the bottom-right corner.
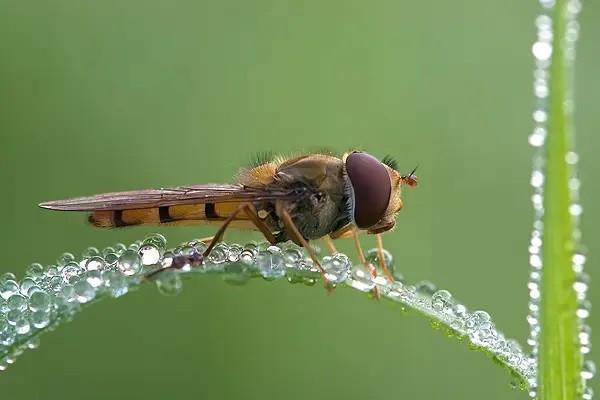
[{"x1": 0, "y1": 1, "x2": 597, "y2": 399}]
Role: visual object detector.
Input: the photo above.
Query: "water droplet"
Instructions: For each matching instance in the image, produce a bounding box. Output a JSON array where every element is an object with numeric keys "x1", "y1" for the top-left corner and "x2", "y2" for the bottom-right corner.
[
  {"x1": 56, "y1": 252, "x2": 75, "y2": 267},
  {"x1": 73, "y1": 281, "x2": 95, "y2": 303},
  {"x1": 61, "y1": 262, "x2": 83, "y2": 284},
  {"x1": 143, "y1": 233, "x2": 167, "y2": 251},
  {"x1": 581, "y1": 360, "x2": 596, "y2": 380},
  {"x1": 255, "y1": 250, "x2": 285, "y2": 279},
  {"x1": 349, "y1": 266, "x2": 375, "y2": 292},
  {"x1": 569, "y1": 203, "x2": 583, "y2": 216},
  {"x1": 28, "y1": 291, "x2": 51, "y2": 312},
  {"x1": 528, "y1": 127, "x2": 546, "y2": 147},
  {"x1": 14, "y1": 318, "x2": 30, "y2": 335},
  {"x1": 531, "y1": 42, "x2": 552, "y2": 61},
  {"x1": 31, "y1": 310, "x2": 50, "y2": 329},
  {"x1": 223, "y1": 263, "x2": 251, "y2": 286},
  {"x1": 114, "y1": 243, "x2": 127, "y2": 254},
  {"x1": 0, "y1": 326, "x2": 15, "y2": 346},
  {"x1": 139, "y1": 244, "x2": 161, "y2": 266},
  {"x1": 0, "y1": 280, "x2": 19, "y2": 300},
  {"x1": 155, "y1": 270, "x2": 182, "y2": 296},
  {"x1": 117, "y1": 250, "x2": 142, "y2": 276},
  {"x1": 207, "y1": 243, "x2": 229, "y2": 264},
  {"x1": 19, "y1": 278, "x2": 37, "y2": 296},
  {"x1": 432, "y1": 290, "x2": 455, "y2": 313},
  {"x1": 322, "y1": 254, "x2": 350, "y2": 285},
  {"x1": 227, "y1": 244, "x2": 243, "y2": 262},
  {"x1": 103, "y1": 271, "x2": 128, "y2": 298},
  {"x1": 81, "y1": 246, "x2": 100, "y2": 259},
  {"x1": 26, "y1": 337, "x2": 40, "y2": 349},
  {"x1": 7, "y1": 295, "x2": 27, "y2": 312},
  {"x1": 85, "y1": 257, "x2": 105, "y2": 272},
  {"x1": 415, "y1": 281, "x2": 437, "y2": 295},
  {"x1": 104, "y1": 252, "x2": 119, "y2": 266},
  {"x1": 283, "y1": 248, "x2": 303, "y2": 265},
  {"x1": 85, "y1": 271, "x2": 104, "y2": 288},
  {"x1": 26, "y1": 263, "x2": 44, "y2": 279},
  {"x1": 239, "y1": 249, "x2": 255, "y2": 265},
  {"x1": 530, "y1": 170, "x2": 544, "y2": 187}
]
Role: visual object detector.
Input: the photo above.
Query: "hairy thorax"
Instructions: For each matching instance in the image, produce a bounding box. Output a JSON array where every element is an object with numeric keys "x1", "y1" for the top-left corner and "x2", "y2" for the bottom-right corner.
[{"x1": 240, "y1": 154, "x2": 352, "y2": 242}]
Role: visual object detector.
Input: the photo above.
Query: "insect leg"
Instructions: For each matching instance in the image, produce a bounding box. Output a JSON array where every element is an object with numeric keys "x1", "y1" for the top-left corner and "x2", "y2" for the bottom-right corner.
[
  {"x1": 241, "y1": 204, "x2": 277, "y2": 245},
  {"x1": 185, "y1": 206, "x2": 275, "y2": 250},
  {"x1": 329, "y1": 224, "x2": 354, "y2": 240},
  {"x1": 275, "y1": 201, "x2": 331, "y2": 291},
  {"x1": 375, "y1": 233, "x2": 395, "y2": 282},
  {"x1": 323, "y1": 236, "x2": 337, "y2": 255},
  {"x1": 351, "y1": 227, "x2": 380, "y2": 298},
  {"x1": 202, "y1": 204, "x2": 248, "y2": 257},
  {"x1": 145, "y1": 204, "x2": 248, "y2": 280}
]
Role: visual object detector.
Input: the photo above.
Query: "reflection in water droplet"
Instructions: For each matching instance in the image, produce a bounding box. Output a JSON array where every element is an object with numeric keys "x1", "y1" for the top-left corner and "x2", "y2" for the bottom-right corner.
[
  {"x1": 432, "y1": 290, "x2": 455, "y2": 313},
  {"x1": 208, "y1": 243, "x2": 229, "y2": 264},
  {"x1": 28, "y1": 291, "x2": 51, "y2": 312},
  {"x1": 73, "y1": 281, "x2": 95, "y2": 303},
  {"x1": 85, "y1": 257, "x2": 105, "y2": 272},
  {"x1": 322, "y1": 254, "x2": 350, "y2": 285},
  {"x1": 138, "y1": 244, "x2": 161, "y2": 266},
  {"x1": 104, "y1": 271, "x2": 128, "y2": 298},
  {"x1": 117, "y1": 250, "x2": 142, "y2": 276},
  {"x1": 155, "y1": 270, "x2": 182, "y2": 296},
  {"x1": 255, "y1": 251, "x2": 285, "y2": 280},
  {"x1": 0, "y1": 280, "x2": 19, "y2": 301}
]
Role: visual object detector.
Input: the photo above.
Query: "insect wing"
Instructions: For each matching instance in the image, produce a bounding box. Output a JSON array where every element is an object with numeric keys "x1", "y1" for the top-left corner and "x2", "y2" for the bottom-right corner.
[{"x1": 39, "y1": 184, "x2": 301, "y2": 211}]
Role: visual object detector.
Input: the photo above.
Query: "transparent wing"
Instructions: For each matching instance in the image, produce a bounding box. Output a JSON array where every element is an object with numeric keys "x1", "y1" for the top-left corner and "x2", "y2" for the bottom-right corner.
[{"x1": 39, "y1": 184, "x2": 303, "y2": 211}]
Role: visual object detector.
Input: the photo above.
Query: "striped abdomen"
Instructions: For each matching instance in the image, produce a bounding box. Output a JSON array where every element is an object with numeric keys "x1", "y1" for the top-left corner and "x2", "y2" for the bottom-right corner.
[{"x1": 89, "y1": 202, "x2": 254, "y2": 229}]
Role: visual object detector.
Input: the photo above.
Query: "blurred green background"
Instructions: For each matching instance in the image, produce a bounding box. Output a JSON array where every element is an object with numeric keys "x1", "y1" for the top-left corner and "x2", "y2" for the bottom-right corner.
[{"x1": 0, "y1": 1, "x2": 597, "y2": 399}]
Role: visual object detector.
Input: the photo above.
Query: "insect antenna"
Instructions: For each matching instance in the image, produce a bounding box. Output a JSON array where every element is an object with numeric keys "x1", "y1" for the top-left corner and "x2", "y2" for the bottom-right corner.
[{"x1": 401, "y1": 164, "x2": 419, "y2": 187}]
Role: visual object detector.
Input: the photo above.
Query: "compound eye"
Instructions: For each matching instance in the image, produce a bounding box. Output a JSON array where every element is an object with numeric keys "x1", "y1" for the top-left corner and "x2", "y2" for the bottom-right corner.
[{"x1": 345, "y1": 152, "x2": 392, "y2": 229}]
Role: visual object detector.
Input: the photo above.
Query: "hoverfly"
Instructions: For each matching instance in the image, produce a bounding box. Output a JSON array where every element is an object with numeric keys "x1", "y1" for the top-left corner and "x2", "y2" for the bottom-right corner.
[{"x1": 39, "y1": 151, "x2": 417, "y2": 290}]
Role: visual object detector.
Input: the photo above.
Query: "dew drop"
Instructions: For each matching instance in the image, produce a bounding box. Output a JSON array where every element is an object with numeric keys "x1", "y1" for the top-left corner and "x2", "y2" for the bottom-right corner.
[
  {"x1": 227, "y1": 244, "x2": 243, "y2": 262},
  {"x1": 85, "y1": 257, "x2": 106, "y2": 272},
  {"x1": 103, "y1": 271, "x2": 128, "y2": 298},
  {"x1": 28, "y1": 291, "x2": 51, "y2": 312},
  {"x1": 85, "y1": 271, "x2": 104, "y2": 288},
  {"x1": 155, "y1": 270, "x2": 182, "y2": 296},
  {"x1": 143, "y1": 233, "x2": 167, "y2": 251},
  {"x1": 61, "y1": 262, "x2": 83, "y2": 284},
  {"x1": 139, "y1": 244, "x2": 161, "y2": 266},
  {"x1": 255, "y1": 250, "x2": 286, "y2": 280},
  {"x1": 73, "y1": 281, "x2": 95, "y2": 303},
  {"x1": 117, "y1": 250, "x2": 142, "y2": 276},
  {"x1": 31, "y1": 310, "x2": 50, "y2": 329},
  {"x1": 14, "y1": 318, "x2": 30, "y2": 335},
  {"x1": 432, "y1": 290, "x2": 455, "y2": 313},
  {"x1": 81, "y1": 246, "x2": 100, "y2": 259},
  {"x1": 0, "y1": 280, "x2": 20, "y2": 300},
  {"x1": 56, "y1": 252, "x2": 75, "y2": 267},
  {"x1": 415, "y1": 281, "x2": 437, "y2": 295},
  {"x1": 7, "y1": 295, "x2": 27, "y2": 312},
  {"x1": 26, "y1": 337, "x2": 40, "y2": 350},
  {"x1": 104, "y1": 252, "x2": 119, "y2": 266},
  {"x1": 207, "y1": 243, "x2": 229, "y2": 264},
  {"x1": 322, "y1": 254, "x2": 350, "y2": 285},
  {"x1": 581, "y1": 360, "x2": 596, "y2": 380},
  {"x1": 18, "y1": 278, "x2": 37, "y2": 297},
  {"x1": 26, "y1": 263, "x2": 44, "y2": 279},
  {"x1": 223, "y1": 263, "x2": 251, "y2": 286},
  {"x1": 114, "y1": 243, "x2": 127, "y2": 254},
  {"x1": 349, "y1": 266, "x2": 375, "y2": 292}
]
